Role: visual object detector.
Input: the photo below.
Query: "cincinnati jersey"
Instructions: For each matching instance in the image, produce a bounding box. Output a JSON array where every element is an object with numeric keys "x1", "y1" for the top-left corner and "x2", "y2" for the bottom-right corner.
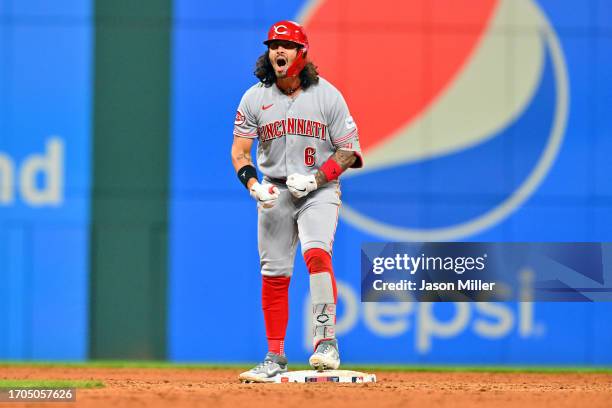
[{"x1": 233, "y1": 77, "x2": 362, "y2": 179}]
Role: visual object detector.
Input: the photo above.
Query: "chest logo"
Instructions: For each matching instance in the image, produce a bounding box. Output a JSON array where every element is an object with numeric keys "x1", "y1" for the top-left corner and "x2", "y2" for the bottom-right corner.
[{"x1": 262, "y1": 104, "x2": 274, "y2": 110}]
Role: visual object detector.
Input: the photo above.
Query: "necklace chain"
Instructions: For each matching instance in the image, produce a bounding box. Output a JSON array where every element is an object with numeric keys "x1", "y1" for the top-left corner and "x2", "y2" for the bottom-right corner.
[{"x1": 278, "y1": 83, "x2": 300, "y2": 95}]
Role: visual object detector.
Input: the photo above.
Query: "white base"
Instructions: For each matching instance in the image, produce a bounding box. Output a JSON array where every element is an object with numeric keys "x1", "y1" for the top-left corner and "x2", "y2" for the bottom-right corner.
[{"x1": 273, "y1": 370, "x2": 377, "y2": 383}]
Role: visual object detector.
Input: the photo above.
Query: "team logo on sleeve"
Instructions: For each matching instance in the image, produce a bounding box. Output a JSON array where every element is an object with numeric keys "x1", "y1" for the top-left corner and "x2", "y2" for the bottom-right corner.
[
  {"x1": 234, "y1": 110, "x2": 246, "y2": 126},
  {"x1": 345, "y1": 116, "x2": 356, "y2": 130}
]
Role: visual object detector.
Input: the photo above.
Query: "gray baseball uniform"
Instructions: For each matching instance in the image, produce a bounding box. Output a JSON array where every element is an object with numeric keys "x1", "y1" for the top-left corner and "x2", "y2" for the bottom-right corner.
[{"x1": 234, "y1": 77, "x2": 362, "y2": 277}]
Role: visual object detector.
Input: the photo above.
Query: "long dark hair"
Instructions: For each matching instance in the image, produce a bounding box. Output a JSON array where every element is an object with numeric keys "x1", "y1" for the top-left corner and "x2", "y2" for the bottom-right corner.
[{"x1": 254, "y1": 51, "x2": 319, "y2": 89}]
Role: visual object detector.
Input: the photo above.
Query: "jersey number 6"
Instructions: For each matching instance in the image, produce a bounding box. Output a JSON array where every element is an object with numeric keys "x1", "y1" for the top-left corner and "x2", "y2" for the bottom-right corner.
[{"x1": 304, "y1": 147, "x2": 316, "y2": 167}]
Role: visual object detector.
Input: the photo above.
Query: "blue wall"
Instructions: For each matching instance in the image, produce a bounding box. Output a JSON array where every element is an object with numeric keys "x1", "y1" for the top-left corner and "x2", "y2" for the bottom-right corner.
[
  {"x1": 0, "y1": 0, "x2": 92, "y2": 360},
  {"x1": 5, "y1": 0, "x2": 608, "y2": 364},
  {"x1": 169, "y1": 0, "x2": 612, "y2": 364}
]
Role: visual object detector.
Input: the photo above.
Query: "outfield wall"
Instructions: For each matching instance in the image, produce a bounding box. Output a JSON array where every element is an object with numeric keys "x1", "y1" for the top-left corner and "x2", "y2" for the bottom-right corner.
[
  {"x1": 168, "y1": 0, "x2": 612, "y2": 364},
  {"x1": 1, "y1": 0, "x2": 611, "y2": 364},
  {"x1": 0, "y1": 0, "x2": 92, "y2": 360}
]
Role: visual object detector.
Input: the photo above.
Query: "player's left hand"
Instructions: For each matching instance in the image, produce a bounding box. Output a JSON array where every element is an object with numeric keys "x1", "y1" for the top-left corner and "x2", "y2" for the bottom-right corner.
[{"x1": 286, "y1": 173, "x2": 317, "y2": 198}]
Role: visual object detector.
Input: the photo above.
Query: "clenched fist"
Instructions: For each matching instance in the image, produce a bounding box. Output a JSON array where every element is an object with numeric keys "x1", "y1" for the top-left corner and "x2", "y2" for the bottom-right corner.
[
  {"x1": 286, "y1": 173, "x2": 317, "y2": 198},
  {"x1": 250, "y1": 182, "x2": 280, "y2": 208}
]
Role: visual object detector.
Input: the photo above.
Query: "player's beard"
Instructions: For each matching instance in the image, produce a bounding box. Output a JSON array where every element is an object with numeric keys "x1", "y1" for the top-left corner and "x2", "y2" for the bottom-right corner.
[{"x1": 275, "y1": 67, "x2": 288, "y2": 78}]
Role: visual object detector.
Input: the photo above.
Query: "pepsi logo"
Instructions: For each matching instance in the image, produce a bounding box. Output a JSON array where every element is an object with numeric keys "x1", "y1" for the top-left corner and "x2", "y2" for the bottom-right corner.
[{"x1": 301, "y1": 0, "x2": 568, "y2": 240}]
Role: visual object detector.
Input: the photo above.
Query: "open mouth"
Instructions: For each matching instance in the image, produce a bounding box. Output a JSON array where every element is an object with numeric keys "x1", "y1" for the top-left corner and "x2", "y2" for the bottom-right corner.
[{"x1": 276, "y1": 57, "x2": 287, "y2": 67}]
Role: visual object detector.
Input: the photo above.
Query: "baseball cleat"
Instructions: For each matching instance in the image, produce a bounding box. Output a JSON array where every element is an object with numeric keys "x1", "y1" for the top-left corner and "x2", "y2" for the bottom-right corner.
[
  {"x1": 239, "y1": 352, "x2": 288, "y2": 383},
  {"x1": 309, "y1": 339, "x2": 340, "y2": 371}
]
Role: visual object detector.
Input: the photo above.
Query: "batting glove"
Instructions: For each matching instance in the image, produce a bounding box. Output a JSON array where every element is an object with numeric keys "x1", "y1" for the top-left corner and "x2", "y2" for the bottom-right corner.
[
  {"x1": 286, "y1": 173, "x2": 317, "y2": 198},
  {"x1": 250, "y1": 182, "x2": 280, "y2": 208}
]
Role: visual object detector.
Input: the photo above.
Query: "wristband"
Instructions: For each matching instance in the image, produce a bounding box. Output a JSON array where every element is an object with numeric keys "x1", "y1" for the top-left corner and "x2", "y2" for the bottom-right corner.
[
  {"x1": 237, "y1": 165, "x2": 258, "y2": 189},
  {"x1": 320, "y1": 158, "x2": 343, "y2": 182}
]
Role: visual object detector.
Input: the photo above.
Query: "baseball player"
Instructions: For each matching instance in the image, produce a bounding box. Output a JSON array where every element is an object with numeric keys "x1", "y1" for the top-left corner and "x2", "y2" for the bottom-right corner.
[{"x1": 232, "y1": 20, "x2": 362, "y2": 383}]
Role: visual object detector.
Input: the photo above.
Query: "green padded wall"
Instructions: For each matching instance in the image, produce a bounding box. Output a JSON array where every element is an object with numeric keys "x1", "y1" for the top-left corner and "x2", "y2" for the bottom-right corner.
[{"x1": 90, "y1": 0, "x2": 172, "y2": 359}]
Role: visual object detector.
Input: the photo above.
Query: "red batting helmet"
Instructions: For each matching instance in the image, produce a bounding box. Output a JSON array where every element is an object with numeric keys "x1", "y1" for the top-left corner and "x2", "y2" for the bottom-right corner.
[{"x1": 264, "y1": 20, "x2": 309, "y2": 77}]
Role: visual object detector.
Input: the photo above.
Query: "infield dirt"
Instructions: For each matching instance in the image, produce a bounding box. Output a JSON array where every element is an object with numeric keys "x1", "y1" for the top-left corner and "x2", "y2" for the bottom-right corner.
[{"x1": 2, "y1": 366, "x2": 612, "y2": 408}]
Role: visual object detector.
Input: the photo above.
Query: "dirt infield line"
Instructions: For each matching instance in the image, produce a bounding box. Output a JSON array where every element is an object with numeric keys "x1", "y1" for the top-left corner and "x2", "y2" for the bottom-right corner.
[{"x1": 1, "y1": 365, "x2": 612, "y2": 408}]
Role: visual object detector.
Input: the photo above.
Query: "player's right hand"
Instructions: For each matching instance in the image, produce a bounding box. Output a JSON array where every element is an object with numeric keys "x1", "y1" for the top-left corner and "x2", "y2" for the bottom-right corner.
[{"x1": 249, "y1": 182, "x2": 280, "y2": 208}]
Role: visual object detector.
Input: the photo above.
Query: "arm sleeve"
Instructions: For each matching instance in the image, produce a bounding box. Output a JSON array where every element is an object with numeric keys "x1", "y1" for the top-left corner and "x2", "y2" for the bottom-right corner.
[
  {"x1": 233, "y1": 92, "x2": 258, "y2": 139},
  {"x1": 327, "y1": 92, "x2": 363, "y2": 168}
]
